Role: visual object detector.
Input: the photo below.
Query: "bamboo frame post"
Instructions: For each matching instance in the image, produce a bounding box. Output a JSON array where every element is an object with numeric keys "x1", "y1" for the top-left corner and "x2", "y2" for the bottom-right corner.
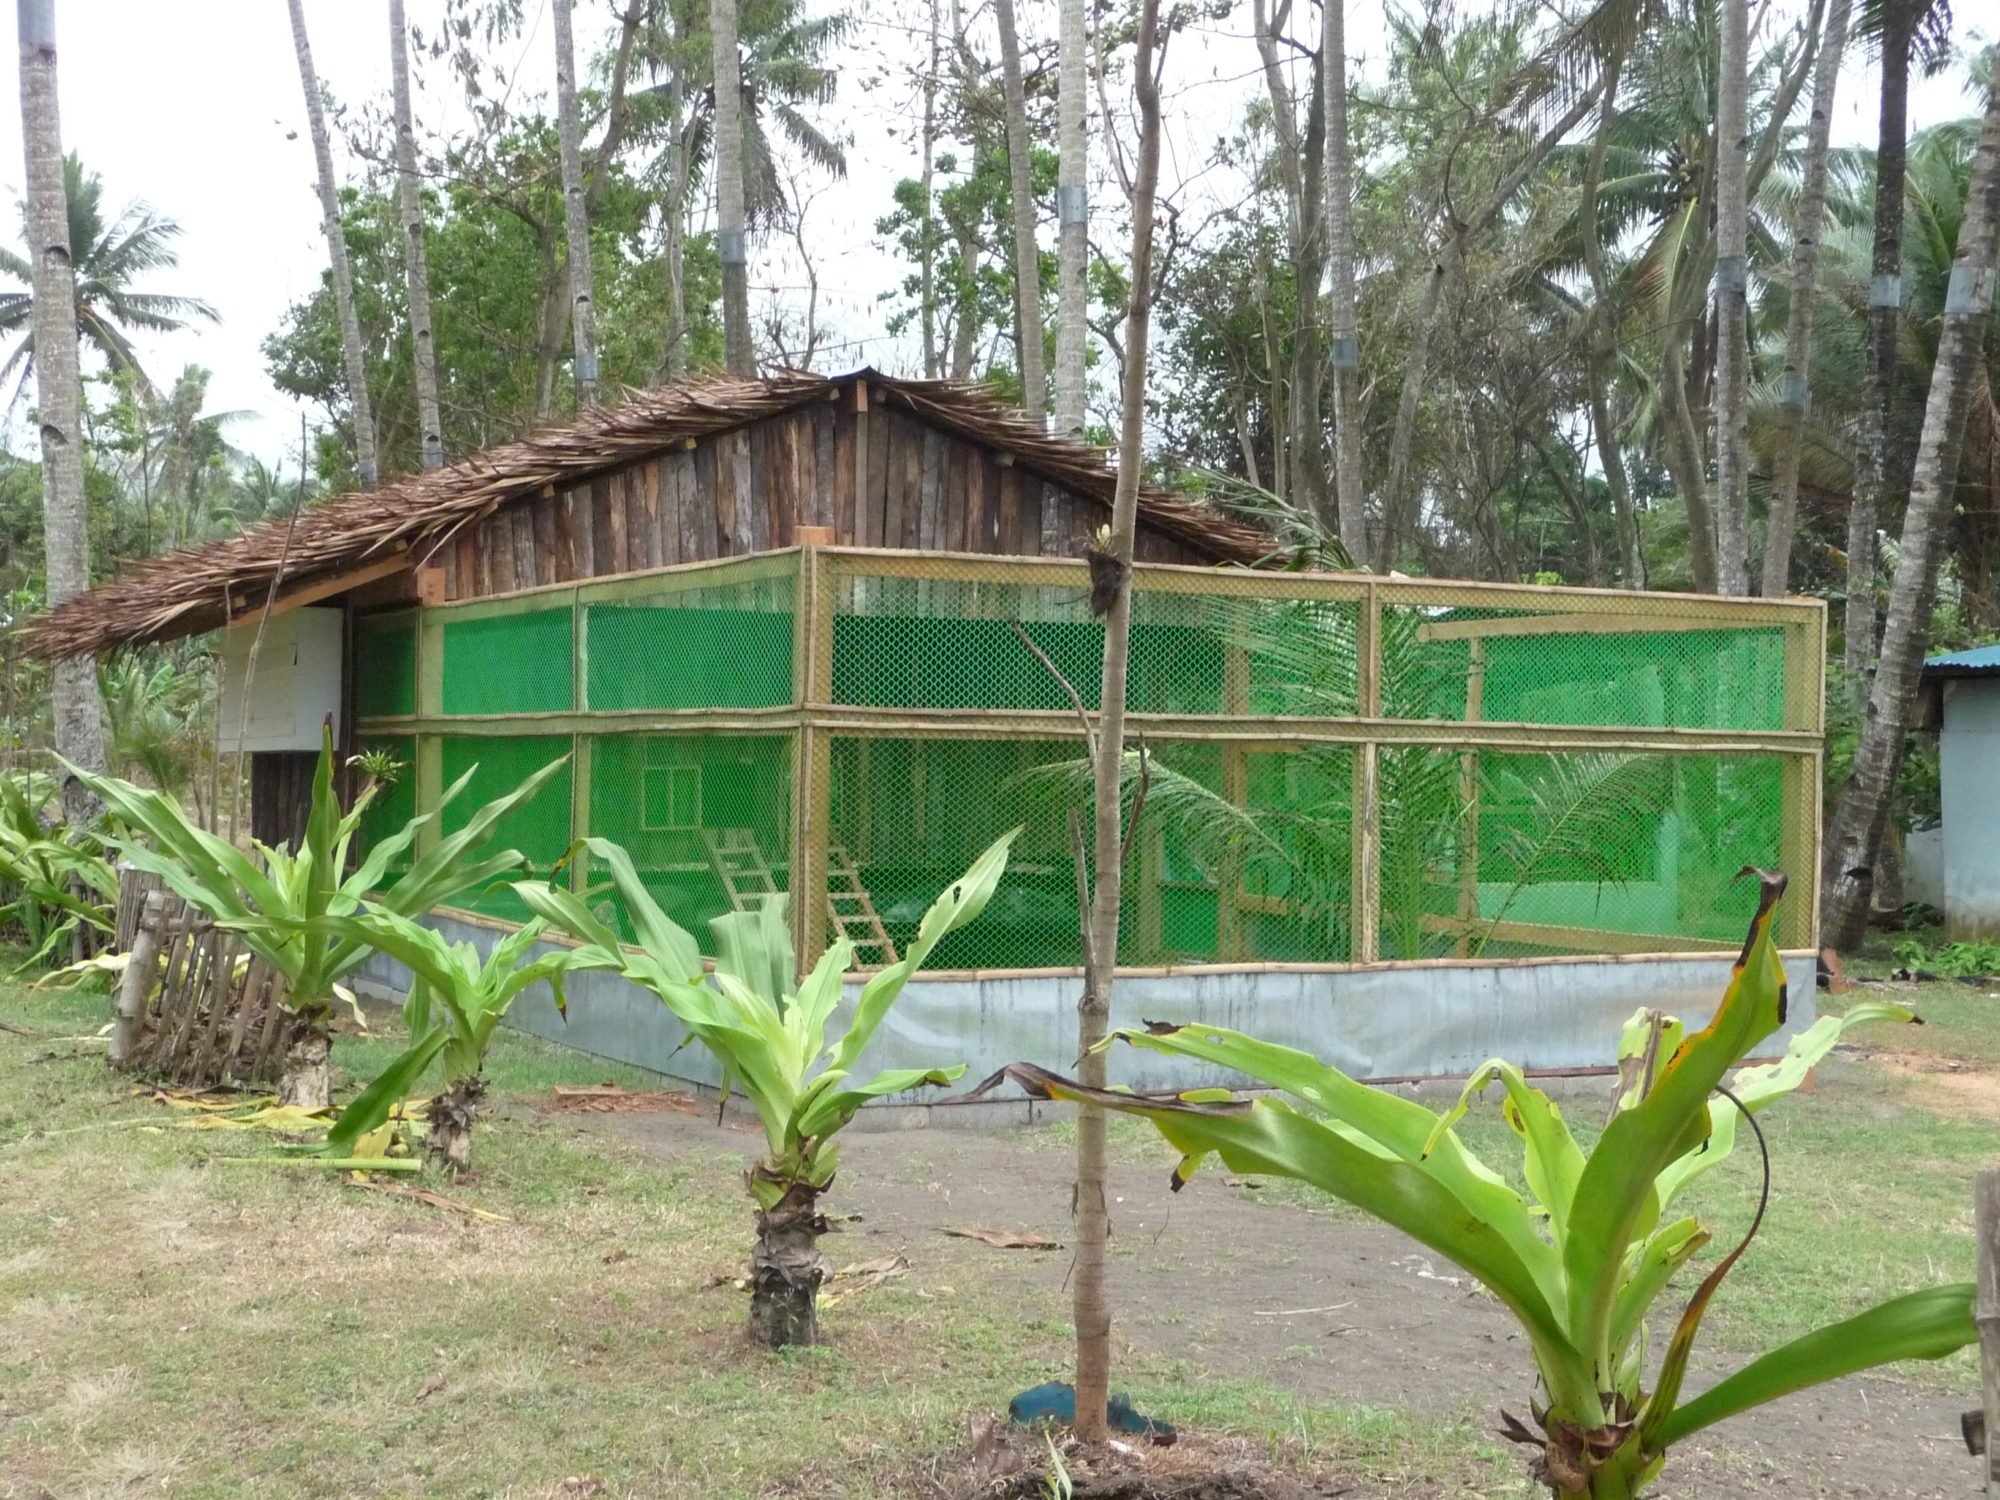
[
  {"x1": 1352, "y1": 583, "x2": 1382, "y2": 962},
  {"x1": 414, "y1": 604, "x2": 444, "y2": 856},
  {"x1": 1217, "y1": 642, "x2": 1250, "y2": 960},
  {"x1": 1976, "y1": 1169, "x2": 2000, "y2": 1495},
  {"x1": 790, "y1": 543, "x2": 836, "y2": 973},
  {"x1": 569, "y1": 585, "x2": 591, "y2": 895},
  {"x1": 1455, "y1": 637, "x2": 1486, "y2": 958},
  {"x1": 1778, "y1": 607, "x2": 1825, "y2": 950}
]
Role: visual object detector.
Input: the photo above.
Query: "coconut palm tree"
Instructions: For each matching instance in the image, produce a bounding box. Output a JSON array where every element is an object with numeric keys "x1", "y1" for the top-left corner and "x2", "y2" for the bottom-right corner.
[
  {"x1": 13, "y1": 11, "x2": 107, "y2": 827},
  {"x1": 0, "y1": 153, "x2": 216, "y2": 407},
  {"x1": 636, "y1": 0, "x2": 849, "y2": 368}
]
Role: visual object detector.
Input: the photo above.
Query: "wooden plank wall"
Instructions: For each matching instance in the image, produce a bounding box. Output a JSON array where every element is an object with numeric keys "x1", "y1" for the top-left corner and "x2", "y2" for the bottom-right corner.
[{"x1": 439, "y1": 400, "x2": 1212, "y2": 601}]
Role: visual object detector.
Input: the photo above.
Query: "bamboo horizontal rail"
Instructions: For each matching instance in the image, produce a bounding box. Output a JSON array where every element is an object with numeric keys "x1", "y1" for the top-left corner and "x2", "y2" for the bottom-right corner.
[{"x1": 361, "y1": 705, "x2": 1820, "y2": 757}]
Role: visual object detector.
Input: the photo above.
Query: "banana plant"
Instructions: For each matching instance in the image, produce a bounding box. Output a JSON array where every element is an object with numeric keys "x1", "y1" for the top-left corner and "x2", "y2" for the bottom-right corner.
[
  {"x1": 515, "y1": 830, "x2": 1016, "y2": 1347},
  {"x1": 982, "y1": 872, "x2": 1975, "y2": 1497},
  {"x1": 65, "y1": 725, "x2": 568, "y2": 1110},
  {"x1": 0, "y1": 771, "x2": 116, "y2": 971},
  {"x1": 303, "y1": 909, "x2": 579, "y2": 1174}
]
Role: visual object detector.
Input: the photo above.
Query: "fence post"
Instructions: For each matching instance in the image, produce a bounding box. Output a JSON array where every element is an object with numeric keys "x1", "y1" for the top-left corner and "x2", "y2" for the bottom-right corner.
[
  {"x1": 791, "y1": 540, "x2": 836, "y2": 975},
  {"x1": 1351, "y1": 582, "x2": 1381, "y2": 963},
  {"x1": 108, "y1": 891, "x2": 165, "y2": 1071},
  {"x1": 1978, "y1": 1169, "x2": 2000, "y2": 1496}
]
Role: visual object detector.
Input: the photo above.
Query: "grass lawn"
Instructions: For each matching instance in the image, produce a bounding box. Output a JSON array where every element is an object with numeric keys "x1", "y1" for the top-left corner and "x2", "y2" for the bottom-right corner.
[{"x1": 0, "y1": 957, "x2": 1988, "y2": 1499}]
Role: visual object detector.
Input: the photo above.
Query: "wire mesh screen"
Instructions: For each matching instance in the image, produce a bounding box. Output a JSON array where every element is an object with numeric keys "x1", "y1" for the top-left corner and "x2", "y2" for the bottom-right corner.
[
  {"x1": 355, "y1": 547, "x2": 1823, "y2": 965},
  {"x1": 353, "y1": 612, "x2": 416, "y2": 718},
  {"x1": 437, "y1": 735, "x2": 574, "y2": 920},
  {"x1": 441, "y1": 609, "x2": 573, "y2": 715},
  {"x1": 829, "y1": 569, "x2": 1365, "y2": 716},
  {"x1": 584, "y1": 571, "x2": 795, "y2": 711},
  {"x1": 586, "y1": 732, "x2": 794, "y2": 954}
]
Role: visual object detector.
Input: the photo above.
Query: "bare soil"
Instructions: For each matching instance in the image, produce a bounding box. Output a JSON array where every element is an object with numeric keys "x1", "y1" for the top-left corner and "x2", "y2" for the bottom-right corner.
[{"x1": 587, "y1": 1107, "x2": 1979, "y2": 1500}]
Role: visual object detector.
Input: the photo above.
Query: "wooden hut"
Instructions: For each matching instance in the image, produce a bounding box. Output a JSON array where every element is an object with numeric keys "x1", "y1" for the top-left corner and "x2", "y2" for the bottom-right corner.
[{"x1": 25, "y1": 369, "x2": 1826, "y2": 1015}]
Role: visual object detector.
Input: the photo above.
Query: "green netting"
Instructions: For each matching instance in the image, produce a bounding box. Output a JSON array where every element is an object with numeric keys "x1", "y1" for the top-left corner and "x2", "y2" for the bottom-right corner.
[
  {"x1": 830, "y1": 576, "x2": 1363, "y2": 716},
  {"x1": 1391, "y1": 607, "x2": 1789, "y2": 731},
  {"x1": 584, "y1": 574, "x2": 795, "y2": 711},
  {"x1": 354, "y1": 613, "x2": 416, "y2": 718},
  {"x1": 438, "y1": 735, "x2": 574, "y2": 920},
  {"x1": 353, "y1": 735, "x2": 417, "y2": 873},
  {"x1": 441, "y1": 610, "x2": 573, "y2": 715},
  {"x1": 1364, "y1": 747, "x2": 1787, "y2": 960},
  {"x1": 585, "y1": 732, "x2": 793, "y2": 953},
  {"x1": 362, "y1": 553, "x2": 1816, "y2": 969}
]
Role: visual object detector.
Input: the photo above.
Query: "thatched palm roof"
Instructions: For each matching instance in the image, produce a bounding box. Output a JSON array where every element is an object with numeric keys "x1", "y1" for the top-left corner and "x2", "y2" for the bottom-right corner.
[{"x1": 20, "y1": 369, "x2": 1271, "y2": 660}]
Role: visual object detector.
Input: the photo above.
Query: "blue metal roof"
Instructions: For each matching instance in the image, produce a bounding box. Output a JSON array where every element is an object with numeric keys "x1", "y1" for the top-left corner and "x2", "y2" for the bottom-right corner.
[{"x1": 1923, "y1": 643, "x2": 2000, "y2": 676}]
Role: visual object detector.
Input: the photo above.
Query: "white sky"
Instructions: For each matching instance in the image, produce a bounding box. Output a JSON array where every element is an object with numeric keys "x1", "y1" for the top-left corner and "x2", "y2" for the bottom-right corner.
[{"x1": 0, "y1": 0, "x2": 1981, "y2": 471}]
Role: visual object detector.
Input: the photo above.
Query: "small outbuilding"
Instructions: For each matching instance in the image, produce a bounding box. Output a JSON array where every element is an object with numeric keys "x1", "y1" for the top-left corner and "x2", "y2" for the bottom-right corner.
[
  {"x1": 24, "y1": 370, "x2": 1826, "y2": 1091},
  {"x1": 1916, "y1": 644, "x2": 2000, "y2": 937}
]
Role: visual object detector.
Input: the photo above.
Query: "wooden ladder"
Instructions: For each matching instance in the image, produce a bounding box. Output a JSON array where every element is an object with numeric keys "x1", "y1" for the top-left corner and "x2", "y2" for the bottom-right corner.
[
  {"x1": 704, "y1": 828, "x2": 779, "y2": 912},
  {"x1": 826, "y1": 841, "x2": 898, "y2": 966}
]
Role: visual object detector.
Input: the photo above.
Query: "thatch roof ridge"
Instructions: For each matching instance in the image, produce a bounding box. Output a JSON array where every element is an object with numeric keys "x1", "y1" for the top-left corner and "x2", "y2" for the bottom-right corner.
[{"x1": 18, "y1": 368, "x2": 1269, "y2": 660}]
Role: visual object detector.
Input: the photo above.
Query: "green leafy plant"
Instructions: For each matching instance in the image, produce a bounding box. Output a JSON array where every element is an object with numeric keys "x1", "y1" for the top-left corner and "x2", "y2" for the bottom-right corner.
[
  {"x1": 0, "y1": 771, "x2": 115, "y2": 970},
  {"x1": 307, "y1": 909, "x2": 578, "y2": 1174},
  {"x1": 1891, "y1": 936, "x2": 2000, "y2": 978},
  {"x1": 985, "y1": 874, "x2": 1975, "y2": 1497},
  {"x1": 66, "y1": 725, "x2": 568, "y2": 1109},
  {"x1": 515, "y1": 830, "x2": 1016, "y2": 1346}
]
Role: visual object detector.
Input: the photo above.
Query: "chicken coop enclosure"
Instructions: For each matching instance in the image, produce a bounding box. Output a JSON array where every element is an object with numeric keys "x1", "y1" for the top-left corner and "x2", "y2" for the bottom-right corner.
[{"x1": 351, "y1": 544, "x2": 1824, "y2": 978}]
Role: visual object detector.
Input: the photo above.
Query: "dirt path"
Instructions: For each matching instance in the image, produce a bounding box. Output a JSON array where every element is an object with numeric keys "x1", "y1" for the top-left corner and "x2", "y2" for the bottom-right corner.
[{"x1": 581, "y1": 1108, "x2": 1976, "y2": 1499}]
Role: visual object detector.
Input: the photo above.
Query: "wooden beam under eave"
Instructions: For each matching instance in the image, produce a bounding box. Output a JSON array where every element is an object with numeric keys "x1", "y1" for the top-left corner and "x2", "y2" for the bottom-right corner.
[{"x1": 225, "y1": 553, "x2": 414, "y2": 627}]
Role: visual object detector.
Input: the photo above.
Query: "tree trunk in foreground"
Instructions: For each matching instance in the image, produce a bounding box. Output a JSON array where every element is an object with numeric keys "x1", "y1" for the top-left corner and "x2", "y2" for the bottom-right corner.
[
  {"x1": 995, "y1": 0, "x2": 1047, "y2": 421},
  {"x1": 1323, "y1": 0, "x2": 1368, "y2": 564},
  {"x1": 280, "y1": 1010, "x2": 334, "y2": 1113},
  {"x1": 711, "y1": 0, "x2": 753, "y2": 375},
  {"x1": 1758, "y1": 0, "x2": 1852, "y2": 597},
  {"x1": 16, "y1": 0, "x2": 106, "y2": 825},
  {"x1": 553, "y1": 0, "x2": 600, "y2": 408},
  {"x1": 749, "y1": 1180, "x2": 826, "y2": 1347},
  {"x1": 1821, "y1": 55, "x2": 2000, "y2": 953},
  {"x1": 1074, "y1": 0, "x2": 1165, "y2": 1445},
  {"x1": 288, "y1": 0, "x2": 378, "y2": 489},
  {"x1": 1712, "y1": 0, "x2": 1752, "y2": 595},
  {"x1": 423, "y1": 1074, "x2": 484, "y2": 1176},
  {"x1": 1052, "y1": 0, "x2": 1088, "y2": 436},
  {"x1": 389, "y1": 0, "x2": 444, "y2": 467}
]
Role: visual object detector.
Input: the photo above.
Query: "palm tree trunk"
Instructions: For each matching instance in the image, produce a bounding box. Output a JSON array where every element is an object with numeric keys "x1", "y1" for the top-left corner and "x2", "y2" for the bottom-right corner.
[
  {"x1": 1053, "y1": 0, "x2": 1088, "y2": 436},
  {"x1": 663, "y1": 47, "x2": 690, "y2": 378},
  {"x1": 749, "y1": 1179, "x2": 826, "y2": 1347},
  {"x1": 1712, "y1": 0, "x2": 1752, "y2": 595},
  {"x1": 1661, "y1": 331, "x2": 1721, "y2": 592},
  {"x1": 1758, "y1": 0, "x2": 1852, "y2": 597},
  {"x1": 1845, "y1": 0, "x2": 1913, "y2": 693},
  {"x1": 1579, "y1": 49, "x2": 1645, "y2": 588},
  {"x1": 553, "y1": 0, "x2": 599, "y2": 408},
  {"x1": 994, "y1": 0, "x2": 1047, "y2": 421},
  {"x1": 287, "y1": 0, "x2": 378, "y2": 489},
  {"x1": 389, "y1": 0, "x2": 444, "y2": 467},
  {"x1": 423, "y1": 1074, "x2": 484, "y2": 1176},
  {"x1": 711, "y1": 0, "x2": 753, "y2": 376},
  {"x1": 1821, "y1": 56, "x2": 2000, "y2": 952},
  {"x1": 1250, "y1": 0, "x2": 1329, "y2": 533},
  {"x1": 279, "y1": 1008, "x2": 334, "y2": 1112},
  {"x1": 1074, "y1": 0, "x2": 1165, "y2": 1443},
  {"x1": 15, "y1": 0, "x2": 107, "y2": 825},
  {"x1": 1323, "y1": 0, "x2": 1368, "y2": 565}
]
